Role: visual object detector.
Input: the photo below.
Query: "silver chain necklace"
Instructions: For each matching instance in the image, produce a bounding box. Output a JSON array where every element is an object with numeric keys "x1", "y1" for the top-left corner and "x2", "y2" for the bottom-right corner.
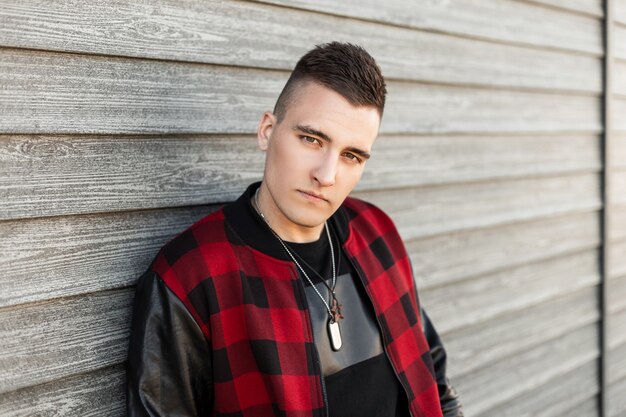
[{"x1": 253, "y1": 188, "x2": 344, "y2": 351}]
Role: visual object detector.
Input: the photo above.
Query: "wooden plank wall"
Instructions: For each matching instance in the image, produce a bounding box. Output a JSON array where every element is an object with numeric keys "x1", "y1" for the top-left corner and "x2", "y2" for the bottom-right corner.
[
  {"x1": 609, "y1": 0, "x2": 626, "y2": 416},
  {"x1": 0, "y1": 0, "x2": 610, "y2": 415}
]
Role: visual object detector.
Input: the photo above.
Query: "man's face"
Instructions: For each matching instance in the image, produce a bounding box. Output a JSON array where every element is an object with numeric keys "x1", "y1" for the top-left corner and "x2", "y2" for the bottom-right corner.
[{"x1": 257, "y1": 81, "x2": 381, "y2": 242}]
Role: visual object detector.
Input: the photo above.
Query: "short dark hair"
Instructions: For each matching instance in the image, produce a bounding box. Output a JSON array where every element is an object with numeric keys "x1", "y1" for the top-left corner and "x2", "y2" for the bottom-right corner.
[{"x1": 273, "y1": 42, "x2": 387, "y2": 121}]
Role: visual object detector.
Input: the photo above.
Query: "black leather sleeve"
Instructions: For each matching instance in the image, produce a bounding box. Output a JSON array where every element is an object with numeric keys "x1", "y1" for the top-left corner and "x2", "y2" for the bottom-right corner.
[
  {"x1": 421, "y1": 308, "x2": 464, "y2": 417},
  {"x1": 126, "y1": 271, "x2": 213, "y2": 417}
]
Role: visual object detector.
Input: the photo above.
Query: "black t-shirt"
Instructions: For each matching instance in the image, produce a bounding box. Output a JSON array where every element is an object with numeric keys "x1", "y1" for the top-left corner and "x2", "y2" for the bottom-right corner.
[{"x1": 285, "y1": 225, "x2": 410, "y2": 417}]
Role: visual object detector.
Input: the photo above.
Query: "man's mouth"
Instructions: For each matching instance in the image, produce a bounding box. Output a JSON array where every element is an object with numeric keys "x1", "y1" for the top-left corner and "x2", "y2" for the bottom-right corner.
[{"x1": 299, "y1": 190, "x2": 328, "y2": 203}]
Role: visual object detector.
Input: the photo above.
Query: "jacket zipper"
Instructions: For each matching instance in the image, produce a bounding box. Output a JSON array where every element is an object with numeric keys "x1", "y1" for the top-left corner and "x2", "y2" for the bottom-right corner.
[
  {"x1": 346, "y1": 253, "x2": 415, "y2": 417},
  {"x1": 291, "y1": 265, "x2": 330, "y2": 417}
]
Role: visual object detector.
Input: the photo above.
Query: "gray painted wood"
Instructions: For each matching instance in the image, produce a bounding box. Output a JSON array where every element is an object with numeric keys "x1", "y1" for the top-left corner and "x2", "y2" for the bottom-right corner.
[
  {"x1": 617, "y1": 0, "x2": 626, "y2": 24},
  {"x1": 422, "y1": 249, "x2": 599, "y2": 333},
  {"x1": 0, "y1": 135, "x2": 263, "y2": 220},
  {"x1": 0, "y1": 48, "x2": 283, "y2": 134},
  {"x1": 608, "y1": 275, "x2": 626, "y2": 314},
  {"x1": 382, "y1": 82, "x2": 601, "y2": 135},
  {"x1": 612, "y1": 134, "x2": 626, "y2": 169},
  {"x1": 363, "y1": 134, "x2": 601, "y2": 188},
  {"x1": 609, "y1": 273, "x2": 626, "y2": 417},
  {"x1": 0, "y1": 365, "x2": 124, "y2": 417},
  {"x1": 523, "y1": 0, "x2": 603, "y2": 16},
  {"x1": 615, "y1": 62, "x2": 626, "y2": 96},
  {"x1": 616, "y1": 25, "x2": 626, "y2": 60},
  {"x1": 0, "y1": 133, "x2": 601, "y2": 221},
  {"x1": 252, "y1": 0, "x2": 603, "y2": 54},
  {"x1": 608, "y1": 340, "x2": 626, "y2": 384},
  {"x1": 359, "y1": 173, "x2": 601, "y2": 241},
  {"x1": 609, "y1": 239, "x2": 626, "y2": 279},
  {"x1": 0, "y1": 48, "x2": 602, "y2": 135},
  {"x1": 0, "y1": 0, "x2": 602, "y2": 92},
  {"x1": 0, "y1": 284, "x2": 601, "y2": 405},
  {"x1": 478, "y1": 360, "x2": 599, "y2": 417},
  {"x1": 0, "y1": 289, "x2": 132, "y2": 394},
  {"x1": 444, "y1": 286, "x2": 599, "y2": 377},
  {"x1": 408, "y1": 210, "x2": 600, "y2": 288},
  {"x1": 2, "y1": 178, "x2": 599, "y2": 307},
  {"x1": 454, "y1": 323, "x2": 599, "y2": 415},
  {"x1": 0, "y1": 0, "x2": 611, "y2": 413},
  {"x1": 611, "y1": 205, "x2": 626, "y2": 241},
  {"x1": 608, "y1": 375, "x2": 626, "y2": 417},
  {"x1": 1, "y1": 206, "x2": 214, "y2": 308},
  {"x1": 608, "y1": 306, "x2": 626, "y2": 349},
  {"x1": 611, "y1": 171, "x2": 626, "y2": 205},
  {"x1": 615, "y1": 98, "x2": 626, "y2": 132}
]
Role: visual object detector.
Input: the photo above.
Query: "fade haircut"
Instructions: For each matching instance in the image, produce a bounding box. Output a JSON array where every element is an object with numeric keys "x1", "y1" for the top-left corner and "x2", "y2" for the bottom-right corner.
[{"x1": 273, "y1": 42, "x2": 387, "y2": 122}]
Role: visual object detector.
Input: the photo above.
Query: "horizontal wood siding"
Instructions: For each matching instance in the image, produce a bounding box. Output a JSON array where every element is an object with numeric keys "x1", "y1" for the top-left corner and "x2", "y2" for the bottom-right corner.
[
  {"x1": 1, "y1": 48, "x2": 602, "y2": 135},
  {"x1": 251, "y1": 0, "x2": 603, "y2": 54},
  {"x1": 0, "y1": 365, "x2": 125, "y2": 417},
  {"x1": 0, "y1": 1, "x2": 603, "y2": 92},
  {"x1": 0, "y1": 0, "x2": 610, "y2": 415},
  {"x1": 0, "y1": 133, "x2": 600, "y2": 220},
  {"x1": 609, "y1": 1, "x2": 626, "y2": 415}
]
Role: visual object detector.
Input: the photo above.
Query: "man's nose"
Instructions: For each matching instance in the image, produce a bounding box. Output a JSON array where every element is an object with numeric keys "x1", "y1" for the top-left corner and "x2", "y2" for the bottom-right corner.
[{"x1": 312, "y1": 152, "x2": 337, "y2": 187}]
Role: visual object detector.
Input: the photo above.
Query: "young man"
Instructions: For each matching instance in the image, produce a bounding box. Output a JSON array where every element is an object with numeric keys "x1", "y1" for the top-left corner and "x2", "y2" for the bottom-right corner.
[{"x1": 127, "y1": 42, "x2": 463, "y2": 417}]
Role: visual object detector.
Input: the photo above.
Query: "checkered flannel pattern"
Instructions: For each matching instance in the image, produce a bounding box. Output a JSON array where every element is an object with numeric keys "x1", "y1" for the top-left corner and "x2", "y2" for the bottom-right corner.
[{"x1": 150, "y1": 198, "x2": 442, "y2": 417}]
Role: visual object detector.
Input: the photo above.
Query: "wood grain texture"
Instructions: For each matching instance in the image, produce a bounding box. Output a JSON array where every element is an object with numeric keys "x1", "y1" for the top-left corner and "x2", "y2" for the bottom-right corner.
[
  {"x1": 0, "y1": 0, "x2": 602, "y2": 92},
  {"x1": 2, "y1": 180, "x2": 600, "y2": 307},
  {"x1": 478, "y1": 360, "x2": 599, "y2": 417},
  {"x1": 251, "y1": 0, "x2": 602, "y2": 54},
  {"x1": 358, "y1": 172, "x2": 601, "y2": 241},
  {"x1": 0, "y1": 177, "x2": 597, "y2": 306},
  {"x1": 0, "y1": 206, "x2": 215, "y2": 308},
  {"x1": 381, "y1": 81, "x2": 601, "y2": 135},
  {"x1": 0, "y1": 133, "x2": 601, "y2": 221},
  {"x1": 0, "y1": 48, "x2": 284, "y2": 134},
  {"x1": 444, "y1": 286, "x2": 599, "y2": 377},
  {"x1": 362, "y1": 134, "x2": 601, "y2": 188},
  {"x1": 0, "y1": 289, "x2": 132, "y2": 394},
  {"x1": 0, "y1": 48, "x2": 602, "y2": 135},
  {"x1": 408, "y1": 210, "x2": 600, "y2": 289},
  {"x1": 0, "y1": 365, "x2": 124, "y2": 417},
  {"x1": 0, "y1": 135, "x2": 263, "y2": 220},
  {"x1": 422, "y1": 249, "x2": 599, "y2": 333},
  {"x1": 454, "y1": 323, "x2": 599, "y2": 415}
]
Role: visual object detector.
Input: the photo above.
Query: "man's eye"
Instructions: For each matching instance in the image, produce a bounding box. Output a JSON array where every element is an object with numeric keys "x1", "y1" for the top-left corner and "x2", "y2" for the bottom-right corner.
[
  {"x1": 343, "y1": 153, "x2": 362, "y2": 163},
  {"x1": 302, "y1": 136, "x2": 320, "y2": 145}
]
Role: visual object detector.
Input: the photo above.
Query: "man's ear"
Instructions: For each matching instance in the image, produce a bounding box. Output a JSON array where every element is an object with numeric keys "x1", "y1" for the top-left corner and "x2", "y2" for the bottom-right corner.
[{"x1": 257, "y1": 111, "x2": 276, "y2": 151}]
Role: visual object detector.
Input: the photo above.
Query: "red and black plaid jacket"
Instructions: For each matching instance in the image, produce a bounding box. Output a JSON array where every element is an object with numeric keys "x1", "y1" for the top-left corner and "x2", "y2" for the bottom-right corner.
[{"x1": 127, "y1": 183, "x2": 454, "y2": 417}]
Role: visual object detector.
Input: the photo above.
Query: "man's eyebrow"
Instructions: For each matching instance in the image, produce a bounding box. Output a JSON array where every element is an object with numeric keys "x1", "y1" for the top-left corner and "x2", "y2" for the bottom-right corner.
[
  {"x1": 293, "y1": 124, "x2": 332, "y2": 142},
  {"x1": 293, "y1": 124, "x2": 371, "y2": 160}
]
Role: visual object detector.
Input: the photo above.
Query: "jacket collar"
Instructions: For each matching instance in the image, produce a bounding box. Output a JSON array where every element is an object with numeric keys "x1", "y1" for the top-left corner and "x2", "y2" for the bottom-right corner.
[{"x1": 223, "y1": 181, "x2": 350, "y2": 261}]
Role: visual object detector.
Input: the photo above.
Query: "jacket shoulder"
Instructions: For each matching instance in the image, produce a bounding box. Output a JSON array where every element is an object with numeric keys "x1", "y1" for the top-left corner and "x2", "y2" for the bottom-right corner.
[
  {"x1": 147, "y1": 208, "x2": 231, "y2": 296},
  {"x1": 342, "y1": 196, "x2": 397, "y2": 232}
]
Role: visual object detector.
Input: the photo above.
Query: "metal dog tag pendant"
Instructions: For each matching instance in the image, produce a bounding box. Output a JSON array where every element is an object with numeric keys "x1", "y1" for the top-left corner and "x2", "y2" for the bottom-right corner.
[{"x1": 328, "y1": 320, "x2": 343, "y2": 351}]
